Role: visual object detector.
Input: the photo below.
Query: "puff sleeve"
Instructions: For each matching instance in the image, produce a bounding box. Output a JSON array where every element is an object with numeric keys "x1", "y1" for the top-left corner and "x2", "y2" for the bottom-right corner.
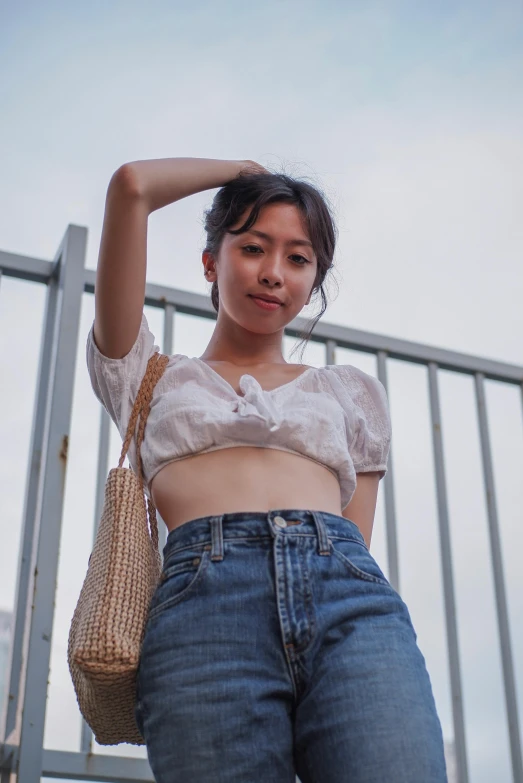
[
  {"x1": 345, "y1": 365, "x2": 392, "y2": 478},
  {"x1": 86, "y1": 313, "x2": 159, "y2": 439}
]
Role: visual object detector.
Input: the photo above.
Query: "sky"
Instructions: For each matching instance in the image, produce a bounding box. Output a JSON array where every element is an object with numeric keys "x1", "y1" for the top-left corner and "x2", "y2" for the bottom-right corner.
[{"x1": 1, "y1": 1, "x2": 522, "y2": 781}]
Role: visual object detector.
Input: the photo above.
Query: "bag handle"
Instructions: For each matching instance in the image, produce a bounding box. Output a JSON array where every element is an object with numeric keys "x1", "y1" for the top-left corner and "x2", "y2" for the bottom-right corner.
[{"x1": 118, "y1": 351, "x2": 170, "y2": 550}]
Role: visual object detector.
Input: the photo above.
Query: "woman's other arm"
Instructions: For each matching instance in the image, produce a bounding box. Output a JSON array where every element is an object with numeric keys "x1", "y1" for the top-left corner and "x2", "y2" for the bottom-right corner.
[
  {"x1": 93, "y1": 158, "x2": 256, "y2": 359},
  {"x1": 342, "y1": 472, "x2": 381, "y2": 548}
]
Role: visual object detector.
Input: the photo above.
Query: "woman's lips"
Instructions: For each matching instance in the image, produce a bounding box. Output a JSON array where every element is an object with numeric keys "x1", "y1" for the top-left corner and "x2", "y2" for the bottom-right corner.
[{"x1": 249, "y1": 296, "x2": 282, "y2": 311}]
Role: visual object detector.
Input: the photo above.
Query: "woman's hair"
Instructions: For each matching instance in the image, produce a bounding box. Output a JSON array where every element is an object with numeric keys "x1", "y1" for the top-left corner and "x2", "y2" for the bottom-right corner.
[{"x1": 203, "y1": 171, "x2": 338, "y2": 361}]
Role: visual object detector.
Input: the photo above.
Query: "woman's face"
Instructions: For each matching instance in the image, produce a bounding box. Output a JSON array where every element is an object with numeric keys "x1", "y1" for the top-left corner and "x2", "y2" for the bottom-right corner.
[{"x1": 203, "y1": 202, "x2": 318, "y2": 335}]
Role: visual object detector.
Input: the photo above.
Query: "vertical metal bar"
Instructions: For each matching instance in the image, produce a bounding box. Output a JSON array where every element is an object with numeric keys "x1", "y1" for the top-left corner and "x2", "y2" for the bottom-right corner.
[
  {"x1": 428, "y1": 362, "x2": 469, "y2": 783},
  {"x1": 1, "y1": 266, "x2": 59, "y2": 746},
  {"x1": 0, "y1": 742, "x2": 16, "y2": 783},
  {"x1": 155, "y1": 304, "x2": 176, "y2": 554},
  {"x1": 93, "y1": 407, "x2": 111, "y2": 536},
  {"x1": 376, "y1": 351, "x2": 400, "y2": 592},
  {"x1": 475, "y1": 372, "x2": 523, "y2": 783},
  {"x1": 325, "y1": 339, "x2": 336, "y2": 366},
  {"x1": 17, "y1": 225, "x2": 88, "y2": 783},
  {"x1": 162, "y1": 303, "x2": 175, "y2": 356},
  {"x1": 80, "y1": 406, "x2": 110, "y2": 754}
]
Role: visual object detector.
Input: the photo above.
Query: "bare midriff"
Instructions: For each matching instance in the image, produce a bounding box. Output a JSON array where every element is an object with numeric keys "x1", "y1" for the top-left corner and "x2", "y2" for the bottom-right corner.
[{"x1": 150, "y1": 447, "x2": 343, "y2": 532}]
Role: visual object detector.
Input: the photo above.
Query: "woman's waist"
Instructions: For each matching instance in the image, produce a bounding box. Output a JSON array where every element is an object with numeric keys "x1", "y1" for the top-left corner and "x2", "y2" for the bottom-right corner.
[
  {"x1": 150, "y1": 446, "x2": 343, "y2": 531},
  {"x1": 161, "y1": 508, "x2": 365, "y2": 560}
]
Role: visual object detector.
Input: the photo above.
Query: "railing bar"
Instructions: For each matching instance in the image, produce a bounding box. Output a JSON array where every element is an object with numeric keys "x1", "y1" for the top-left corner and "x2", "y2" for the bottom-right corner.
[
  {"x1": 156, "y1": 304, "x2": 176, "y2": 555},
  {"x1": 325, "y1": 339, "x2": 336, "y2": 366},
  {"x1": 1, "y1": 266, "x2": 59, "y2": 744},
  {"x1": 81, "y1": 267, "x2": 523, "y2": 384},
  {"x1": 376, "y1": 351, "x2": 400, "y2": 592},
  {"x1": 475, "y1": 371, "x2": 523, "y2": 783},
  {"x1": 0, "y1": 744, "x2": 154, "y2": 782},
  {"x1": 428, "y1": 362, "x2": 469, "y2": 782},
  {"x1": 162, "y1": 303, "x2": 175, "y2": 355},
  {"x1": 0, "y1": 257, "x2": 520, "y2": 382},
  {"x1": 17, "y1": 226, "x2": 88, "y2": 783},
  {"x1": 0, "y1": 251, "x2": 54, "y2": 284},
  {"x1": 93, "y1": 408, "x2": 111, "y2": 535},
  {"x1": 79, "y1": 405, "x2": 111, "y2": 754}
]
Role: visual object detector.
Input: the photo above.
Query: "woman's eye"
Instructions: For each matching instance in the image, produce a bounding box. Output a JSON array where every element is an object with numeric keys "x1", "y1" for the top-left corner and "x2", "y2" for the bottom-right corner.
[
  {"x1": 290, "y1": 254, "x2": 310, "y2": 265},
  {"x1": 242, "y1": 246, "x2": 309, "y2": 265}
]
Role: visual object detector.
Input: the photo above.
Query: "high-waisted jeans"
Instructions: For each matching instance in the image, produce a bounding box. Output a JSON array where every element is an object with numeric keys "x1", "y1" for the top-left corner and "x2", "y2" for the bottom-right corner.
[{"x1": 135, "y1": 509, "x2": 448, "y2": 782}]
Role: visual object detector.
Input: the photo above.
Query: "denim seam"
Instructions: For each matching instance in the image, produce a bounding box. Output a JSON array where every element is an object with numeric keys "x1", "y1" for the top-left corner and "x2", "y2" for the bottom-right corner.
[
  {"x1": 271, "y1": 533, "x2": 304, "y2": 701},
  {"x1": 164, "y1": 532, "x2": 362, "y2": 554},
  {"x1": 161, "y1": 560, "x2": 203, "y2": 580},
  {"x1": 294, "y1": 548, "x2": 316, "y2": 656},
  {"x1": 162, "y1": 541, "x2": 212, "y2": 564},
  {"x1": 164, "y1": 534, "x2": 274, "y2": 558},
  {"x1": 331, "y1": 548, "x2": 391, "y2": 587},
  {"x1": 148, "y1": 550, "x2": 211, "y2": 622},
  {"x1": 327, "y1": 534, "x2": 366, "y2": 547}
]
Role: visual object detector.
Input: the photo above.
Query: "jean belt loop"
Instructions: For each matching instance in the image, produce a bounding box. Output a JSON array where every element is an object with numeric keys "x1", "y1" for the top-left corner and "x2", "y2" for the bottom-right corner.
[
  {"x1": 210, "y1": 515, "x2": 224, "y2": 561},
  {"x1": 311, "y1": 510, "x2": 332, "y2": 556}
]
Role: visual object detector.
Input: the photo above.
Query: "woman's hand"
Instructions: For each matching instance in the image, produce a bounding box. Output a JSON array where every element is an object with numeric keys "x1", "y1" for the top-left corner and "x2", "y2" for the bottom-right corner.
[{"x1": 238, "y1": 160, "x2": 270, "y2": 176}]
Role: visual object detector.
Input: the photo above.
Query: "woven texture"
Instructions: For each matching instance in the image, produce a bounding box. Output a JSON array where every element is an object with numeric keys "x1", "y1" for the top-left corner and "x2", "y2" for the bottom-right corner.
[{"x1": 68, "y1": 350, "x2": 169, "y2": 745}]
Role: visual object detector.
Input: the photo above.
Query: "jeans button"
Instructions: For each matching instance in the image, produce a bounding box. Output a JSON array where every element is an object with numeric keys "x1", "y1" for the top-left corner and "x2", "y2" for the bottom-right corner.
[{"x1": 274, "y1": 516, "x2": 287, "y2": 528}]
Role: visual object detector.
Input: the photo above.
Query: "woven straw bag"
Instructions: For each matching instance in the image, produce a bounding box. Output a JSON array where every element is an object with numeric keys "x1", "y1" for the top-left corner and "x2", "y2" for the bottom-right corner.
[{"x1": 68, "y1": 350, "x2": 169, "y2": 746}]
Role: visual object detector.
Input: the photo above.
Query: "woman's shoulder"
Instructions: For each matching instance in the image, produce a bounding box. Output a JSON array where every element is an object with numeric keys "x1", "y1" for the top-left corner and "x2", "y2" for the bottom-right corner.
[
  {"x1": 323, "y1": 362, "x2": 385, "y2": 393},
  {"x1": 322, "y1": 363, "x2": 390, "y2": 425},
  {"x1": 86, "y1": 311, "x2": 185, "y2": 430}
]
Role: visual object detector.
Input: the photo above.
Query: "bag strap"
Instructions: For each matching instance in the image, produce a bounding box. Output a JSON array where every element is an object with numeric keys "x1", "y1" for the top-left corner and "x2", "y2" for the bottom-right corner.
[{"x1": 118, "y1": 351, "x2": 170, "y2": 550}]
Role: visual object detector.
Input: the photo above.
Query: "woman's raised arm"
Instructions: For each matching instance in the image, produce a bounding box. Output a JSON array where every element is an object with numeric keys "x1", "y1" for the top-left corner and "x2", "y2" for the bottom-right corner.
[{"x1": 93, "y1": 158, "x2": 256, "y2": 359}]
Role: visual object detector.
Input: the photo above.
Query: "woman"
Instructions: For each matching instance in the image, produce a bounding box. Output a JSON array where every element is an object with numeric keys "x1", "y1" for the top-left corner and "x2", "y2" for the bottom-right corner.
[{"x1": 87, "y1": 158, "x2": 448, "y2": 782}]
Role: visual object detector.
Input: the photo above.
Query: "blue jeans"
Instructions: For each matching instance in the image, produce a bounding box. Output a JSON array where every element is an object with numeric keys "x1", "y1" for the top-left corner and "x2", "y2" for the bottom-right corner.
[{"x1": 136, "y1": 509, "x2": 447, "y2": 782}]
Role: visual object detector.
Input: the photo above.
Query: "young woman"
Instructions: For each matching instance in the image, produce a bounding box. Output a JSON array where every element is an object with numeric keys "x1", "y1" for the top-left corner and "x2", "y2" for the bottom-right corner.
[{"x1": 87, "y1": 158, "x2": 448, "y2": 782}]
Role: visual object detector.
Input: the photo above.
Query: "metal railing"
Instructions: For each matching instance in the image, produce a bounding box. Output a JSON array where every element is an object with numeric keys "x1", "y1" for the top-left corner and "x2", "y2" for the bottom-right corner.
[{"x1": 0, "y1": 225, "x2": 522, "y2": 782}]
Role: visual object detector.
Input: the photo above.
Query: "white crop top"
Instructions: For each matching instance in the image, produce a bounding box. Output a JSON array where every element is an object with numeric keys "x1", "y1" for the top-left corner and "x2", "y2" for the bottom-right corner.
[{"x1": 86, "y1": 313, "x2": 392, "y2": 511}]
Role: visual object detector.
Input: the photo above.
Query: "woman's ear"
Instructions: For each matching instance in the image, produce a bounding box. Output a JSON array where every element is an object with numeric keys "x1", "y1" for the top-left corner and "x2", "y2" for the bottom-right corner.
[{"x1": 202, "y1": 250, "x2": 217, "y2": 282}]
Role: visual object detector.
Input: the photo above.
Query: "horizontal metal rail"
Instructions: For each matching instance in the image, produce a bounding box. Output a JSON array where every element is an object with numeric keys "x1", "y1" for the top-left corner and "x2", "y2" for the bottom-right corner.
[
  {"x1": 2, "y1": 249, "x2": 522, "y2": 383},
  {"x1": 0, "y1": 744, "x2": 153, "y2": 782}
]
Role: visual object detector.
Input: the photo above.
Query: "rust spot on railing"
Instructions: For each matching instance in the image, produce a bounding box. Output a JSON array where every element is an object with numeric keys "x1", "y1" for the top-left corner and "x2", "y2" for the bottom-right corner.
[
  {"x1": 59, "y1": 435, "x2": 68, "y2": 465},
  {"x1": 59, "y1": 435, "x2": 69, "y2": 493}
]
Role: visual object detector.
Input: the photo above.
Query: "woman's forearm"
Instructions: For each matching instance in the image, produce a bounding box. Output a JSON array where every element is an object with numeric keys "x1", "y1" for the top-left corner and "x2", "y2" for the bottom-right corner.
[{"x1": 115, "y1": 157, "x2": 249, "y2": 214}]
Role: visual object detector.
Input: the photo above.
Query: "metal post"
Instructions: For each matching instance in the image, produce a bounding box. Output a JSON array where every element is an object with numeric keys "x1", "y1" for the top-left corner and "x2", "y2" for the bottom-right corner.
[
  {"x1": 16, "y1": 225, "x2": 87, "y2": 783},
  {"x1": 80, "y1": 405, "x2": 111, "y2": 754},
  {"x1": 157, "y1": 304, "x2": 175, "y2": 554},
  {"x1": 1, "y1": 260, "x2": 60, "y2": 749},
  {"x1": 376, "y1": 351, "x2": 400, "y2": 592},
  {"x1": 325, "y1": 339, "x2": 336, "y2": 366},
  {"x1": 428, "y1": 362, "x2": 469, "y2": 783},
  {"x1": 162, "y1": 303, "x2": 175, "y2": 357},
  {"x1": 475, "y1": 372, "x2": 523, "y2": 783}
]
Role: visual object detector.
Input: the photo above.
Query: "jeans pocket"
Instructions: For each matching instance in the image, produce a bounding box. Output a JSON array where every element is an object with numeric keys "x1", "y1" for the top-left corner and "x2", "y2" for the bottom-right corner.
[
  {"x1": 330, "y1": 537, "x2": 391, "y2": 587},
  {"x1": 148, "y1": 545, "x2": 210, "y2": 621}
]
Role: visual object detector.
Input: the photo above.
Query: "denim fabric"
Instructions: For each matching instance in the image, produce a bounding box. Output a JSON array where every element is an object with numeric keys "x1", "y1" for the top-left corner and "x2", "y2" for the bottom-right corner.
[{"x1": 135, "y1": 509, "x2": 448, "y2": 782}]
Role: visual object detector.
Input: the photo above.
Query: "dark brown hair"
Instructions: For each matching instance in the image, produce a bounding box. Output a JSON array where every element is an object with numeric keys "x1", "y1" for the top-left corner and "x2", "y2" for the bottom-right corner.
[{"x1": 203, "y1": 171, "x2": 338, "y2": 361}]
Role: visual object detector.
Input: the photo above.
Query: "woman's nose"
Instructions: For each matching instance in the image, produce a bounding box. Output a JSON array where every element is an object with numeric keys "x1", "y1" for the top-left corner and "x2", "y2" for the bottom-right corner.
[{"x1": 259, "y1": 254, "x2": 285, "y2": 284}]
